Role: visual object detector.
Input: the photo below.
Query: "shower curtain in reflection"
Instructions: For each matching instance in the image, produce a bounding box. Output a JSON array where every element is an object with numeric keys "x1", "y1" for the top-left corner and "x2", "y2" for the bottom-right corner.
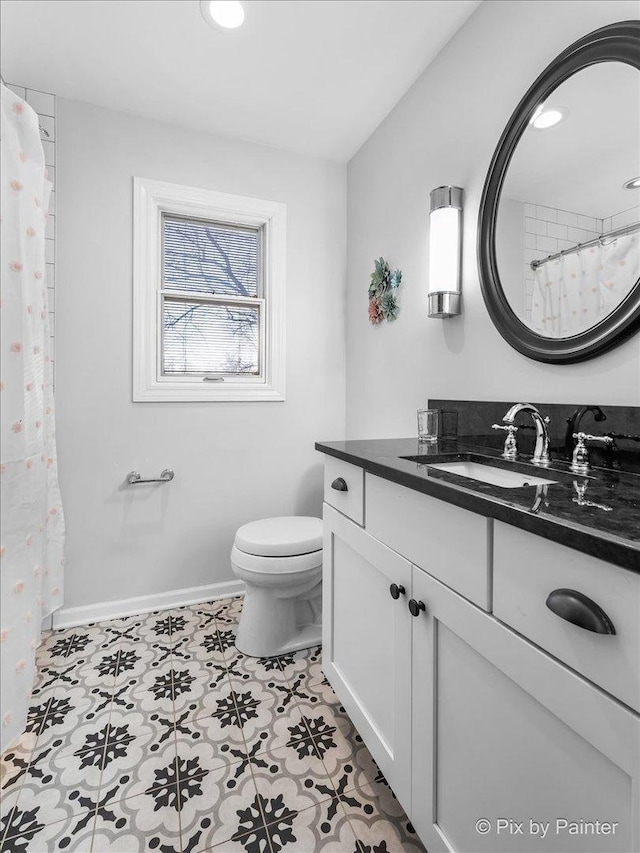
[
  {"x1": 531, "y1": 230, "x2": 640, "y2": 336},
  {"x1": 1, "y1": 84, "x2": 65, "y2": 753}
]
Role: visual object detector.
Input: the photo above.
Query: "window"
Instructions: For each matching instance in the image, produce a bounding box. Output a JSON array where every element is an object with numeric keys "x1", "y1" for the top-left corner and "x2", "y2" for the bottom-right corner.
[
  {"x1": 133, "y1": 178, "x2": 286, "y2": 401},
  {"x1": 161, "y1": 216, "x2": 262, "y2": 378}
]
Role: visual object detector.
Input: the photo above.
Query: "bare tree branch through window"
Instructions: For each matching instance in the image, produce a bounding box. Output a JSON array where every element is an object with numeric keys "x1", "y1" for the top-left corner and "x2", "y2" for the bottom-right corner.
[{"x1": 161, "y1": 215, "x2": 261, "y2": 375}]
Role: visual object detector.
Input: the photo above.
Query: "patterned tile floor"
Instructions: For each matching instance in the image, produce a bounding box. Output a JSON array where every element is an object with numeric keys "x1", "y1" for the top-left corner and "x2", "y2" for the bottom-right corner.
[{"x1": 0, "y1": 597, "x2": 426, "y2": 853}]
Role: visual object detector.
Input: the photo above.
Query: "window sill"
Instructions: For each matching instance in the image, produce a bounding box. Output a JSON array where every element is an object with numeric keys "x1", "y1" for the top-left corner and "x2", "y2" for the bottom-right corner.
[{"x1": 133, "y1": 380, "x2": 285, "y2": 403}]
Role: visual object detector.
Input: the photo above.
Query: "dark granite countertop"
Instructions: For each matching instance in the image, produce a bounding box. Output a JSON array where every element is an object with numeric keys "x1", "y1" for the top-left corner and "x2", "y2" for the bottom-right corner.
[{"x1": 315, "y1": 436, "x2": 640, "y2": 573}]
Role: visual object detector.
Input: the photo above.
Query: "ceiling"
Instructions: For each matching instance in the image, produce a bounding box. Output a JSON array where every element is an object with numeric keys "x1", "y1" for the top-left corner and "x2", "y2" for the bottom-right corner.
[{"x1": 0, "y1": 0, "x2": 481, "y2": 162}]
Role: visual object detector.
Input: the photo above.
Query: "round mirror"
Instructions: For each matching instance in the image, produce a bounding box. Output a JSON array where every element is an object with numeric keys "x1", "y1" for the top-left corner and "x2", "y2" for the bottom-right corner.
[{"x1": 478, "y1": 21, "x2": 640, "y2": 363}]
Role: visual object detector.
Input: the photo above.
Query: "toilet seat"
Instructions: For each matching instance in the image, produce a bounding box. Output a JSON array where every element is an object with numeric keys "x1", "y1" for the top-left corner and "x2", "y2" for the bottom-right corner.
[
  {"x1": 231, "y1": 544, "x2": 322, "y2": 575},
  {"x1": 234, "y1": 516, "x2": 322, "y2": 558}
]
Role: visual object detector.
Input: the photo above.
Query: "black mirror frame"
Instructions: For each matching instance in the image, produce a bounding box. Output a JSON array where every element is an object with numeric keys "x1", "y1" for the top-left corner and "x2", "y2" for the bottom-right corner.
[{"x1": 478, "y1": 21, "x2": 640, "y2": 364}]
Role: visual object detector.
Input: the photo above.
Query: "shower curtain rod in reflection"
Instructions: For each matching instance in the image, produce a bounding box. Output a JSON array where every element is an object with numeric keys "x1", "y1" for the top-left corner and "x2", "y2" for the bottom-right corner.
[{"x1": 530, "y1": 220, "x2": 640, "y2": 270}]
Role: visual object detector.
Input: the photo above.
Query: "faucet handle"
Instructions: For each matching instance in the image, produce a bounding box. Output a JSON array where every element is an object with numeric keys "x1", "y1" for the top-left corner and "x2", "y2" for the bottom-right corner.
[
  {"x1": 571, "y1": 432, "x2": 613, "y2": 474},
  {"x1": 572, "y1": 432, "x2": 614, "y2": 445},
  {"x1": 492, "y1": 423, "x2": 518, "y2": 459}
]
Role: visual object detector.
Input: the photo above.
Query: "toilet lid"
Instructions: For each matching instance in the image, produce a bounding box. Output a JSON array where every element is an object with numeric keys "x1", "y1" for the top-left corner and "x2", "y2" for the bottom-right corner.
[{"x1": 234, "y1": 516, "x2": 322, "y2": 557}]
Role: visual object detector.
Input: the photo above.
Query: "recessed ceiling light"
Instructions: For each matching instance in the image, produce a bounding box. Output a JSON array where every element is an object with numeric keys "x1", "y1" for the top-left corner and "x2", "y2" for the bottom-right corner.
[
  {"x1": 200, "y1": 1, "x2": 245, "y2": 30},
  {"x1": 623, "y1": 176, "x2": 640, "y2": 190},
  {"x1": 529, "y1": 105, "x2": 568, "y2": 129}
]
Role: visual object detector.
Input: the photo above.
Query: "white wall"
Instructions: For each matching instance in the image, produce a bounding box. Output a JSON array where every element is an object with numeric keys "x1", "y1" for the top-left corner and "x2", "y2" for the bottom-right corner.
[
  {"x1": 346, "y1": 0, "x2": 640, "y2": 439},
  {"x1": 495, "y1": 197, "x2": 525, "y2": 321},
  {"x1": 56, "y1": 99, "x2": 346, "y2": 610}
]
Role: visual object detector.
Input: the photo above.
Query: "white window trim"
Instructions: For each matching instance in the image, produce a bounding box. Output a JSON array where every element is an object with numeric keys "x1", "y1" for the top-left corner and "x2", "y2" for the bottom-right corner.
[{"x1": 133, "y1": 177, "x2": 286, "y2": 402}]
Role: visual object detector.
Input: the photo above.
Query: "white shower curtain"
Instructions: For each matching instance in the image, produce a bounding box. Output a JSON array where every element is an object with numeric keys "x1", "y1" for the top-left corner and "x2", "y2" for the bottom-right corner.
[
  {"x1": 1, "y1": 84, "x2": 65, "y2": 754},
  {"x1": 531, "y1": 230, "x2": 640, "y2": 336}
]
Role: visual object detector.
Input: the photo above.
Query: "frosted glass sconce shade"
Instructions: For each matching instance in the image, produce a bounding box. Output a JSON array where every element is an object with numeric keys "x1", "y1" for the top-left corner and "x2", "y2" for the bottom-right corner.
[{"x1": 428, "y1": 186, "x2": 463, "y2": 318}]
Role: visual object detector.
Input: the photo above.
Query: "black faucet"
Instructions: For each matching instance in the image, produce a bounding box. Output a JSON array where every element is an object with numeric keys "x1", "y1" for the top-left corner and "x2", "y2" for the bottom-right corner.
[{"x1": 564, "y1": 405, "x2": 607, "y2": 457}]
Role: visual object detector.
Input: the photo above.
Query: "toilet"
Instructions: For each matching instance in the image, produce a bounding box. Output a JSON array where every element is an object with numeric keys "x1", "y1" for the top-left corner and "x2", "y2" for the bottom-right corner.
[{"x1": 231, "y1": 516, "x2": 323, "y2": 658}]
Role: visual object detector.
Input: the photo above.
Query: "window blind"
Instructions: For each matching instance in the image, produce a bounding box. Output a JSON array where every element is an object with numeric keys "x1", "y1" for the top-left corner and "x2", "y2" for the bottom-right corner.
[
  {"x1": 161, "y1": 214, "x2": 262, "y2": 376},
  {"x1": 163, "y1": 299, "x2": 260, "y2": 375},
  {"x1": 162, "y1": 215, "x2": 260, "y2": 298}
]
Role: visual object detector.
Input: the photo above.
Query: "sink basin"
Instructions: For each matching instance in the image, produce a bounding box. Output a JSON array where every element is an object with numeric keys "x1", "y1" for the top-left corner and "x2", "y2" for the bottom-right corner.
[
  {"x1": 425, "y1": 460, "x2": 558, "y2": 488},
  {"x1": 399, "y1": 451, "x2": 564, "y2": 489}
]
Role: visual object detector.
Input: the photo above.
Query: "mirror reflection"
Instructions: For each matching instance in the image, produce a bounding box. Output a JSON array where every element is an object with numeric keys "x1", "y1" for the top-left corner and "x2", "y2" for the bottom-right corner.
[{"x1": 496, "y1": 62, "x2": 640, "y2": 338}]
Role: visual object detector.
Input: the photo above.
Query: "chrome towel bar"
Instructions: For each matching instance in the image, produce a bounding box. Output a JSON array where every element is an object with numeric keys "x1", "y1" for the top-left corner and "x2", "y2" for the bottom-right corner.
[{"x1": 126, "y1": 469, "x2": 174, "y2": 485}]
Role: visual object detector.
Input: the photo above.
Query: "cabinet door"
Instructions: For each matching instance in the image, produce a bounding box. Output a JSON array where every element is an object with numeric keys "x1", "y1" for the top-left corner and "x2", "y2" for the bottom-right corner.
[
  {"x1": 411, "y1": 566, "x2": 640, "y2": 853},
  {"x1": 323, "y1": 503, "x2": 412, "y2": 811}
]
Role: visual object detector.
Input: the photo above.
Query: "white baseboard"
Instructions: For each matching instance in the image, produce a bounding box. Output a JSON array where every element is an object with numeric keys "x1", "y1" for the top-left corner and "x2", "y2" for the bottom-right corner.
[{"x1": 52, "y1": 580, "x2": 245, "y2": 630}]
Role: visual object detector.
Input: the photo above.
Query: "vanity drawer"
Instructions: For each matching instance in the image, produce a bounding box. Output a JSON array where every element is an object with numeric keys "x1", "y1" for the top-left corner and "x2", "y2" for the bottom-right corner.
[
  {"x1": 323, "y1": 457, "x2": 364, "y2": 525},
  {"x1": 366, "y1": 474, "x2": 492, "y2": 609},
  {"x1": 493, "y1": 522, "x2": 640, "y2": 712}
]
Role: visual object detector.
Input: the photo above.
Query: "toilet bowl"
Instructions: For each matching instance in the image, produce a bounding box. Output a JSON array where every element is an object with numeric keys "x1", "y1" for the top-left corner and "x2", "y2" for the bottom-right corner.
[{"x1": 231, "y1": 516, "x2": 323, "y2": 658}]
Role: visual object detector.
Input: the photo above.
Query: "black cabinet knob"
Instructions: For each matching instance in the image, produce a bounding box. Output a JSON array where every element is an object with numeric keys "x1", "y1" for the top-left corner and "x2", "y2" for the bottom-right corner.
[
  {"x1": 408, "y1": 599, "x2": 426, "y2": 617},
  {"x1": 331, "y1": 477, "x2": 348, "y2": 492},
  {"x1": 389, "y1": 583, "x2": 406, "y2": 600},
  {"x1": 545, "y1": 588, "x2": 615, "y2": 635}
]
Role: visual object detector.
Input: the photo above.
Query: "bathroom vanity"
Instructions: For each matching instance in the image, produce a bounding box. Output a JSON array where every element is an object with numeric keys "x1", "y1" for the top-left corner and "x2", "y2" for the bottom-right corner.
[{"x1": 316, "y1": 408, "x2": 640, "y2": 853}]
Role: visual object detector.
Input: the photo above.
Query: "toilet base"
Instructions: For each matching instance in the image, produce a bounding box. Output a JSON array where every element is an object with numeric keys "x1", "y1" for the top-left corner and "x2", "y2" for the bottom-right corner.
[
  {"x1": 234, "y1": 579, "x2": 322, "y2": 659},
  {"x1": 235, "y1": 620, "x2": 322, "y2": 659}
]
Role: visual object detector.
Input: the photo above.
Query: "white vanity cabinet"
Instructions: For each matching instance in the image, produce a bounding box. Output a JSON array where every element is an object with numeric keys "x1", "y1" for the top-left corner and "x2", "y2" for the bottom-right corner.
[
  {"x1": 323, "y1": 456, "x2": 365, "y2": 525},
  {"x1": 320, "y1": 453, "x2": 640, "y2": 853},
  {"x1": 322, "y1": 504, "x2": 413, "y2": 811},
  {"x1": 493, "y1": 523, "x2": 640, "y2": 713},
  {"x1": 366, "y1": 473, "x2": 492, "y2": 610},
  {"x1": 410, "y1": 567, "x2": 639, "y2": 853}
]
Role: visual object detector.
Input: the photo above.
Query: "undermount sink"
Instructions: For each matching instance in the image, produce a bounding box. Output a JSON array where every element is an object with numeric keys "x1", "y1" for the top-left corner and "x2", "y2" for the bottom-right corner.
[
  {"x1": 426, "y1": 460, "x2": 558, "y2": 489},
  {"x1": 400, "y1": 452, "x2": 563, "y2": 489}
]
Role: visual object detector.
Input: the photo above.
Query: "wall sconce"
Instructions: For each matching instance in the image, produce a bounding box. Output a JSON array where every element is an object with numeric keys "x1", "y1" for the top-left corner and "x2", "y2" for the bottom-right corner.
[{"x1": 428, "y1": 185, "x2": 463, "y2": 318}]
